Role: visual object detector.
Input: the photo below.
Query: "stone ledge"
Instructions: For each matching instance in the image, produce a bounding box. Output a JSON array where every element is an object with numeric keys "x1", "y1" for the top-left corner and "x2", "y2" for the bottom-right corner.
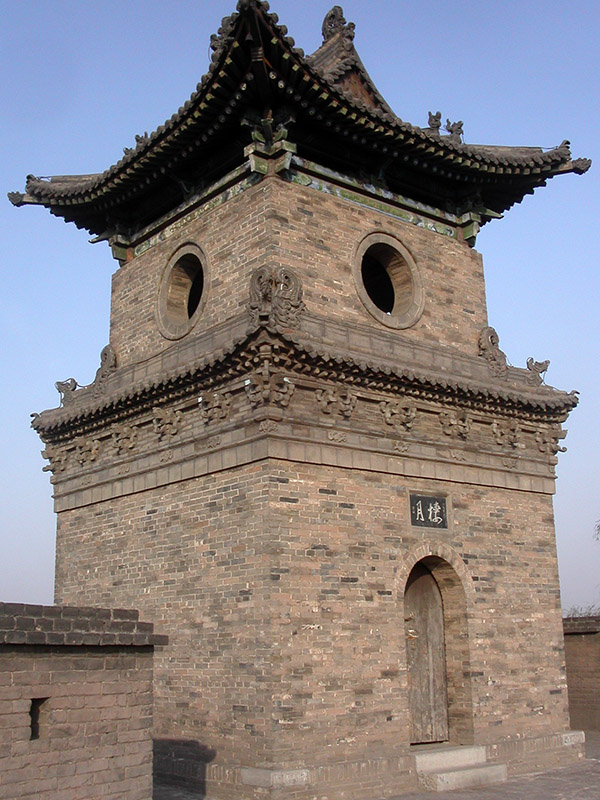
[
  {"x1": 0, "y1": 602, "x2": 168, "y2": 647},
  {"x1": 563, "y1": 616, "x2": 600, "y2": 635}
]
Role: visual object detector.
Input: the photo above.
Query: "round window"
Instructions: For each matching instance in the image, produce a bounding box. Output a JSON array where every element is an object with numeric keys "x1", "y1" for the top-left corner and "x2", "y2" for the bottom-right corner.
[
  {"x1": 157, "y1": 245, "x2": 208, "y2": 339},
  {"x1": 353, "y1": 233, "x2": 423, "y2": 329}
]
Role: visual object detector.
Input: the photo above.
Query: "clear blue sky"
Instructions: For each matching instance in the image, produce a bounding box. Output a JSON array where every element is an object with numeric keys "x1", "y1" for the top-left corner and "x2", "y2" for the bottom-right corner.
[{"x1": 1, "y1": 0, "x2": 598, "y2": 610}]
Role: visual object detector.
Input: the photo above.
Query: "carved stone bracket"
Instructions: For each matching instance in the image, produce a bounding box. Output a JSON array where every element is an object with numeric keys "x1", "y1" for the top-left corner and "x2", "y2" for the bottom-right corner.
[
  {"x1": 248, "y1": 266, "x2": 305, "y2": 330},
  {"x1": 440, "y1": 410, "x2": 472, "y2": 439},
  {"x1": 41, "y1": 445, "x2": 67, "y2": 474},
  {"x1": 198, "y1": 391, "x2": 232, "y2": 424},
  {"x1": 379, "y1": 400, "x2": 416, "y2": 431},
  {"x1": 535, "y1": 428, "x2": 567, "y2": 455},
  {"x1": 479, "y1": 327, "x2": 508, "y2": 378},
  {"x1": 315, "y1": 387, "x2": 357, "y2": 419},
  {"x1": 526, "y1": 357, "x2": 550, "y2": 386},
  {"x1": 112, "y1": 423, "x2": 138, "y2": 454},
  {"x1": 245, "y1": 371, "x2": 295, "y2": 408},
  {"x1": 153, "y1": 407, "x2": 183, "y2": 440},
  {"x1": 492, "y1": 420, "x2": 524, "y2": 450},
  {"x1": 76, "y1": 437, "x2": 100, "y2": 466}
]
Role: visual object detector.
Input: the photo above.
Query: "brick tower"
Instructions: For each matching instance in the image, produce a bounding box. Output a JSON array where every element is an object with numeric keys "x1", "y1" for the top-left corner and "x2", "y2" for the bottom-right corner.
[{"x1": 11, "y1": 3, "x2": 591, "y2": 797}]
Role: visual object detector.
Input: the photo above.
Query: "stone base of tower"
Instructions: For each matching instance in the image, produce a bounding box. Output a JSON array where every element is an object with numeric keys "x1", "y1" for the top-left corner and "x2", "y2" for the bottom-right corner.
[{"x1": 152, "y1": 730, "x2": 584, "y2": 799}]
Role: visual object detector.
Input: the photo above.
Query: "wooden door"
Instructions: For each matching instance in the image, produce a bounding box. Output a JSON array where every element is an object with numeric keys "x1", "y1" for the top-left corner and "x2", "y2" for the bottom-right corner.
[{"x1": 405, "y1": 563, "x2": 449, "y2": 743}]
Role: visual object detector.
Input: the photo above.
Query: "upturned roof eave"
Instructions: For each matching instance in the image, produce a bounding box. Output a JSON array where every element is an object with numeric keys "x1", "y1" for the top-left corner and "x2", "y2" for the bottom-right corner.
[{"x1": 8, "y1": 0, "x2": 591, "y2": 227}]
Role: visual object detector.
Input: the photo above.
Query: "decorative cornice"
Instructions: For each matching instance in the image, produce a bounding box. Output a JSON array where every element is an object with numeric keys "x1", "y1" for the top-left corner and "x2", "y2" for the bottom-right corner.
[{"x1": 32, "y1": 321, "x2": 578, "y2": 443}]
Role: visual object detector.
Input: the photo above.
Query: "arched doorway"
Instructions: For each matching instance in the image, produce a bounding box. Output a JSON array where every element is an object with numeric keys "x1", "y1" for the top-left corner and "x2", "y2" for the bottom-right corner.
[
  {"x1": 405, "y1": 562, "x2": 449, "y2": 743},
  {"x1": 404, "y1": 555, "x2": 474, "y2": 745}
]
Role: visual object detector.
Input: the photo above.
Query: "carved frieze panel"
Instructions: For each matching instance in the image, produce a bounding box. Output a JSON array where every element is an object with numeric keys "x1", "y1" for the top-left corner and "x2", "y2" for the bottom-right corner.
[
  {"x1": 492, "y1": 420, "x2": 524, "y2": 450},
  {"x1": 245, "y1": 371, "x2": 295, "y2": 408},
  {"x1": 479, "y1": 326, "x2": 508, "y2": 378},
  {"x1": 76, "y1": 437, "x2": 100, "y2": 466},
  {"x1": 379, "y1": 400, "x2": 416, "y2": 431},
  {"x1": 536, "y1": 428, "x2": 567, "y2": 455},
  {"x1": 247, "y1": 266, "x2": 305, "y2": 330},
  {"x1": 315, "y1": 387, "x2": 357, "y2": 419},
  {"x1": 198, "y1": 391, "x2": 232, "y2": 424},
  {"x1": 41, "y1": 445, "x2": 68, "y2": 474},
  {"x1": 112, "y1": 423, "x2": 138, "y2": 454},
  {"x1": 153, "y1": 407, "x2": 183, "y2": 440},
  {"x1": 440, "y1": 409, "x2": 471, "y2": 439}
]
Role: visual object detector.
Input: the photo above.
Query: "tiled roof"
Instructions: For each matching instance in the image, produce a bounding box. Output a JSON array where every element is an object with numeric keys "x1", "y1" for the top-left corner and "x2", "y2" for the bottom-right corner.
[
  {"x1": 31, "y1": 322, "x2": 578, "y2": 438},
  {"x1": 8, "y1": 1, "x2": 590, "y2": 236}
]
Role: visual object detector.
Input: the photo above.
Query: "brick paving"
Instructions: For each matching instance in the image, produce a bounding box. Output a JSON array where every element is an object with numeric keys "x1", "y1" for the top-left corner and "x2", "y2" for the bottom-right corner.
[{"x1": 154, "y1": 732, "x2": 600, "y2": 799}]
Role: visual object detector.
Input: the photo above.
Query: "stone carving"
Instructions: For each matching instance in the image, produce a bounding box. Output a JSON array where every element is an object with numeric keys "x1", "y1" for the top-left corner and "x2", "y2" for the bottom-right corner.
[
  {"x1": 427, "y1": 111, "x2": 441, "y2": 136},
  {"x1": 316, "y1": 387, "x2": 357, "y2": 419},
  {"x1": 124, "y1": 132, "x2": 150, "y2": 155},
  {"x1": 259, "y1": 420, "x2": 279, "y2": 433},
  {"x1": 479, "y1": 327, "x2": 508, "y2": 378},
  {"x1": 446, "y1": 119, "x2": 464, "y2": 144},
  {"x1": 7, "y1": 191, "x2": 25, "y2": 206},
  {"x1": 440, "y1": 410, "x2": 471, "y2": 439},
  {"x1": 502, "y1": 457, "x2": 518, "y2": 470},
  {"x1": 449, "y1": 449, "x2": 467, "y2": 462},
  {"x1": 535, "y1": 428, "x2": 567, "y2": 455},
  {"x1": 93, "y1": 344, "x2": 117, "y2": 395},
  {"x1": 112, "y1": 423, "x2": 138, "y2": 454},
  {"x1": 248, "y1": 266, "x2": 305, "y2": 330},
  {"x1": 393, "y1": 441, "x2": 409, "y2": 453},
  {"x1": 76, "y1": 437, "x2": 100, "y2": 466},
  {"x1": 572, "y1": 158, "x2": 592, "y2": 175},
  {"x1": 526, "y1": 357, "x2": 550, "y2": 386},
  {"x1": 198, "y1": 391, "x2": 232, "y2": 424},
  {"x1": 153, "y1": 407, "x2": 183, "y2": 440},
  {"x1": 379, "y1": 400, "x2": 416, "y2": 431},
  {"x1": 322, "y1": 6, "x2": 355, "y2": 42},
  {"x1": 492, "y1": 420, "x2": 524, "y2": 449},
  {"x1": 206, "y1": 436, "x2": 222, "y2": 450},
  {"x1": 245, "y1": 372, "x2": 295, "y2": 408},
  {"x1": 41, "y1": 445, "x2": 67, "y2": 474},
  {"x1": 327, "y1": 430, "x2": 347, "y2": 443},
  {"x1": 56, "y1": 378, "x2": 79, "y2": 406}
]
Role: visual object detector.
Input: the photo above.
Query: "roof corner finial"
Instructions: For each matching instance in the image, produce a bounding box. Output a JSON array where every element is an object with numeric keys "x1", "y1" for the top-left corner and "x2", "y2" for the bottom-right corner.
[{"x1": 322, "y1": 6, "x2": 355, "y2": 43}]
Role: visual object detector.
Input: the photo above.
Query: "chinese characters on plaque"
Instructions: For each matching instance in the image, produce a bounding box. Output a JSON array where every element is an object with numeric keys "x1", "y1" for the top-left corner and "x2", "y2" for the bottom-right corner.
[{"x1": 409, "y1": 494, "x2": 448, "y2": 529}]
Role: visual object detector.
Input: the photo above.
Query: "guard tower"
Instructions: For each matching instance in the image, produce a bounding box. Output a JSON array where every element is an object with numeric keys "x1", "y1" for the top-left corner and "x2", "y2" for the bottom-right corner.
[{"x1": 11, "y1": 3, "x2": 591, "y2": 797}]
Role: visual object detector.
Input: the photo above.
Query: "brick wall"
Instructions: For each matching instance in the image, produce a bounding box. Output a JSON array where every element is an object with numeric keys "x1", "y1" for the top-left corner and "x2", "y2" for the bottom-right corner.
[
  {"x1": 563, "y1": 616, "x2": 600, "y2": 731},
  {"x1": 109, "y1": 177, "x2": 488, "y2": 370},
  {"x1": 0, "y1": 603, "x2": 166, "y2": 800},
  {"x1": 54, "y1": 460, "x2": 569, "y2": 797}
]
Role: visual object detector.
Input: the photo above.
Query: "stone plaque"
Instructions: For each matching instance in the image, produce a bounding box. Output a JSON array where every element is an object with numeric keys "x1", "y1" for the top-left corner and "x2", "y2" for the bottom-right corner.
[{"x1": 410, "y1": 494, "x2": 448, "y2": 529}]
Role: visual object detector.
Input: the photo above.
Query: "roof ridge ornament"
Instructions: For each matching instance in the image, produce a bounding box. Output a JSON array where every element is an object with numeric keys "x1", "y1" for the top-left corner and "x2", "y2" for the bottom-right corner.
[
  {"x1": 322, "y1": 6, "x2": 355, "y2": 43},
  {"x1": 445, "y1": 119, "x2": 464, "y2": 145}
]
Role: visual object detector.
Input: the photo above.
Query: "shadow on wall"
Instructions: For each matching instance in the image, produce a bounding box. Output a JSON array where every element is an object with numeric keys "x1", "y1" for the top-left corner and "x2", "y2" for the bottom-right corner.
[{"x1": 154, "y1": 739, "x2": 217, "y2": 796}]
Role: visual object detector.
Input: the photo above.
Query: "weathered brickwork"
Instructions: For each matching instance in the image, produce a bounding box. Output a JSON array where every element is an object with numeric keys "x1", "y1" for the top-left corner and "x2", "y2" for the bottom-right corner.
[
  {"x1": 110, "y1": 178, "x2": 488, "y2": 371},
  {"x1": 53, "y1": 457, "x2": 573, "y2": 797},
  {"x1": 564, "y1": 617, "x2": 600, "y2": 731},
  {"x1": 0, "y1": 604, "x2": 166, "y2": 800}
]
